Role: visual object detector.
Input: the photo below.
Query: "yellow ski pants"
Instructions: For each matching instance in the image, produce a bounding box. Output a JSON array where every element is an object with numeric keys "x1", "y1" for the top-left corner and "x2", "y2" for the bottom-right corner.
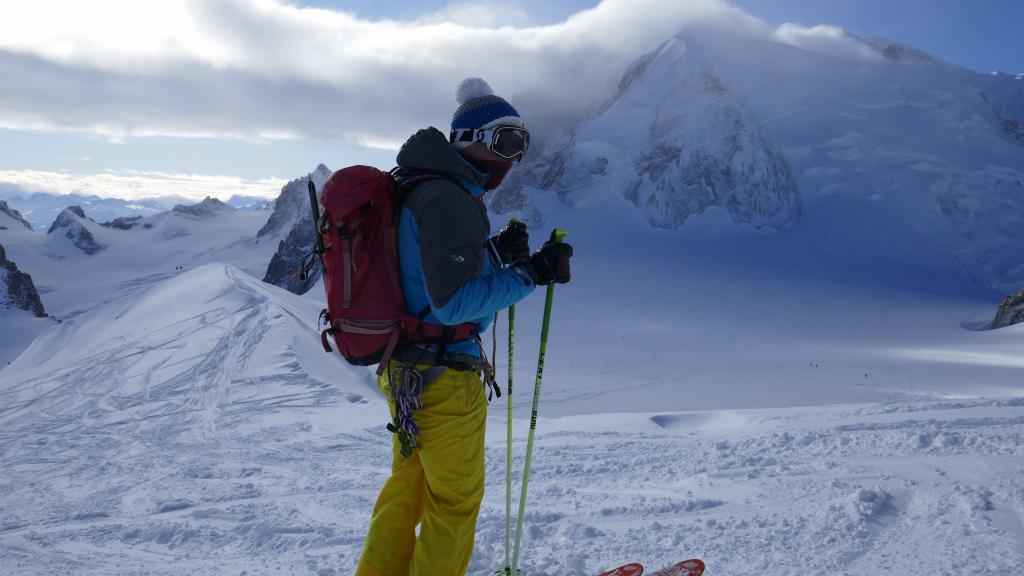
[{"x1": 356, "y1": 362, "x2": 488, "y2": 576}]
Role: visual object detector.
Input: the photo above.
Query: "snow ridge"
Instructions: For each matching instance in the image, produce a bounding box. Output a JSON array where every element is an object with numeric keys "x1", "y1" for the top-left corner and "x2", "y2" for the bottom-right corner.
[{"x1": 0, "y1": 200, "x2": 33, "y2": 231}]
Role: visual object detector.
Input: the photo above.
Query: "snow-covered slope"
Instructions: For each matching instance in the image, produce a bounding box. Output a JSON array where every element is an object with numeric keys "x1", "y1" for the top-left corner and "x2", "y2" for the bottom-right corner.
[{"x1": 1, "y1": 264, "x2": 1022, "y2": 575}]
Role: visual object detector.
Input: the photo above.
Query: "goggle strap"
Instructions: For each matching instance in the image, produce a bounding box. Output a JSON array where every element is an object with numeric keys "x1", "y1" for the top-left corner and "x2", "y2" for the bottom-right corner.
[{"x1": 450, "y1": 129, "x2": 476, "y2": 143}]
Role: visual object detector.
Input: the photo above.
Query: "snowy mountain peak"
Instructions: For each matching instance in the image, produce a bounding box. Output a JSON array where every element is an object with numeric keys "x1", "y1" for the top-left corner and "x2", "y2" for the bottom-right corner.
[
  {"x1": 0, "y1": 243, "x2": 46, "y2": 317},
  {"x1": 260, "y1": 164, "x2": 333, "y2": 295},
  {"x1": 46, "y1": 205, "x2": 93, "y2": 232},
  {"x1": 172, "y1": 196, "x2": 234, "y2": 218},
  {"x1": 496, "y1": 27, "x2": 799, "y2": 230},
  {"x1": 257, "y1": 164, "x2": 332, "y2": 240},
  {"x1": 0, "y1": 201, "x2": 33, "y2": 231},
  {"x1": 44, "y1": 205, "x2": 105, "y2": 255}
]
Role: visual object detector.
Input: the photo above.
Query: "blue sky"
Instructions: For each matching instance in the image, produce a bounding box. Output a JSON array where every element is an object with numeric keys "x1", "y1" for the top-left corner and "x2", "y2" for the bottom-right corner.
[{"x1": 0, "y1": 0, "x2": 1020, "y2": 201}]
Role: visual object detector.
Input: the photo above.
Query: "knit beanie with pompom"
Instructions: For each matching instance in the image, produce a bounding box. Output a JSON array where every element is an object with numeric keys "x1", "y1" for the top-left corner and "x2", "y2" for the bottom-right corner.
[{"x1": 450, "y1": 78, "x2": 525, "y2": 149}]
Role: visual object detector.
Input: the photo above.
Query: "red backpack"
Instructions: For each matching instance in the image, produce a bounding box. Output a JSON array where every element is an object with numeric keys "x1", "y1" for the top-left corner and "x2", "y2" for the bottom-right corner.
[{"x1": 306, "y1": 166, "x2": 478, "y2": 374}]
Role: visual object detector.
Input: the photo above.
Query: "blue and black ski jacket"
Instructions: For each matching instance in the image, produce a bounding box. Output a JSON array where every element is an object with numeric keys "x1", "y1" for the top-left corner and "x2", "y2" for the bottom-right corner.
[{"x1": 395, "y1": 127, "x2": 535, "y2": 358}]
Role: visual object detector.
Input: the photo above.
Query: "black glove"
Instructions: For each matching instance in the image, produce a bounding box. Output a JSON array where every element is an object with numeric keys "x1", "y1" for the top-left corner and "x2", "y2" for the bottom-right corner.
[
  {"x1": 491, "y1": 220, "x2": 530, "y2": 265},
  {"x1": 522, "y1": 240, "x2": 573, "y2": 286}
]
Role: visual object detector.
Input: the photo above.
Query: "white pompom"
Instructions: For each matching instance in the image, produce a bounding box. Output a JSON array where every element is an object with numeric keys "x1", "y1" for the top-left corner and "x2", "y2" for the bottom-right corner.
[{"x1": 456, "y1": 77, "x2": 494, "y2": 105}]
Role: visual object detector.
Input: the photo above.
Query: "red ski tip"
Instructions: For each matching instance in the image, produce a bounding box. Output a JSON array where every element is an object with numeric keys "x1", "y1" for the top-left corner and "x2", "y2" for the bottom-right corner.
[{"x1": 596, "y1": 562, "x2": 644, "y2": 576}]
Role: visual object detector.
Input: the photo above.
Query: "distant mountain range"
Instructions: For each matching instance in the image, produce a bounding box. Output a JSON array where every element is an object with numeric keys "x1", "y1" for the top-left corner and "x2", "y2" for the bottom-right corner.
[{"x1": 0, "y1": 190, "x2": 274, "y2": 232}]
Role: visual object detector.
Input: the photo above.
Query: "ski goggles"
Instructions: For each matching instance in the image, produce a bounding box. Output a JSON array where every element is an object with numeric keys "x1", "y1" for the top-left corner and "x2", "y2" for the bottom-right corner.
[{"x1": 450, "y1": 126, "x2": 530, "y2": 161}]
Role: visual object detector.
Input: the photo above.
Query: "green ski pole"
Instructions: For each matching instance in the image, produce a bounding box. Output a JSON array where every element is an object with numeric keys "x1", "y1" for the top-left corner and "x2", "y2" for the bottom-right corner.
[
  {"x1": 511, "y1": 228, "x2": 568, "y2": 574},
  {"x1": 498, "y1": 217, "x2": 524, "y2": 576},
  {"x1": 496, "y1": 303, "x2": 515, "y2": 576}
]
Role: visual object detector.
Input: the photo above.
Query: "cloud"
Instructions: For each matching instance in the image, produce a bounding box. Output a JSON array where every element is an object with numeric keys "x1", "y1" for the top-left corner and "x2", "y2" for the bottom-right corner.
[
  {"x1": 0, "y1": 169, "x2": 286, "y2": 202},
  {"x1": 773, "y1": 23, "x2": 881, "y2": 61},
  {"x1": 0, "y1": 0, "x2": 863, "y2": 148},
  {"x1": 416, "y1": 2, "x2": 531, "y2": 28}
]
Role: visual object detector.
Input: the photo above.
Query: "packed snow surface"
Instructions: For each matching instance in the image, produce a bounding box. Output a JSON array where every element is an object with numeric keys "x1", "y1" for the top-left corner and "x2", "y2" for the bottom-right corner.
[{"x1": 1, "y1": 259, "x2": 1022, "y2": 575}]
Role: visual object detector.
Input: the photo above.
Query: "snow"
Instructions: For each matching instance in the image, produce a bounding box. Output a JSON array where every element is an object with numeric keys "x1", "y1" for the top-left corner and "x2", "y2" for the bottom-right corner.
[
  {"x1": 0, "y1": 310, "x2": 52, "y2": 366},
  {"x1": 0, "y1": 202, "x2": 279, "y2": 320},
  {"x1": 1, "y1": 222, "x2": 1022, "y2": 574}
]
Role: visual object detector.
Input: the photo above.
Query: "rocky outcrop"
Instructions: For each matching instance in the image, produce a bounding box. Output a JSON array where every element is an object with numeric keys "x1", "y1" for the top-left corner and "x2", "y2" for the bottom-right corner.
[
  {"x1": 258, "y1": 164, "x2": 331, "y2": 239},
  {"x1": 264, "y1": 224, "x2": 321, "y2": 296},
  {"x1": 172, "y1": 197, "x2": 234, "y2": 218},
  {"x1": 991, "y1": 289, "x2": 1024, "y2": 329},
  {"x1": 0, "y1": 201, "x2": 33, "y2": 230},
  {"x1": 0, "y1": 243, "x2": 46, "y2": 317},
  {"x1": 261, "y1": 165, "x2": 332, "y2": 295},
  {"x1": 100, "y1": 215, "x2": 148, "y2": 230},
  {"x1": 47, "y1": 206, "x2": 105, "y2": 255}
]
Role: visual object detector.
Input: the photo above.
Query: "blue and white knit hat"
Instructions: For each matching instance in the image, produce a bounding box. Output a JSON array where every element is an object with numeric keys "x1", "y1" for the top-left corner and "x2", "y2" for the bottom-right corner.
[{"x1": 450, "y1": 77, "x2": 526, "y2": 149}]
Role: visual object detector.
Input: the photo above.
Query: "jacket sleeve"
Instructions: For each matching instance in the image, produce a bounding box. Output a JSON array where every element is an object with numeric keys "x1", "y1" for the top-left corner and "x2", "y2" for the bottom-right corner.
[
  {"x1": 409, "y1": 180, "x2": 536, "y2": 324},
  {"x1": 431, "y1": 267, "x2": 535, "y2": 325}
]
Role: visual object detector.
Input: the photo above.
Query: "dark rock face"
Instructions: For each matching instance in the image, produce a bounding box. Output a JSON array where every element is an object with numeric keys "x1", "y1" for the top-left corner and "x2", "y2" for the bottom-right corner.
[
  {"x1": 261, "y1": 165, "x2": 331, "y2": 295},
  {"x1": 47, "y1": 206, "x2": 105, "y2": 255},
  {"x1": 100, "y1": 216, "x2": 145, "y2": 230},
  {"x1": 172, "y1": 197, "x2": 234, "y2": 218},
  {"x1": 263, "y1": 225, "x2": 320, "y2": 296},
  {"x1": 0, "y1": 243, "x2": 46, "y2": 317},
  {"x1": 0, "y1": 201, "x2": 33, "y2": 230},
  {"x1": 991, "y1": 289, "x2": 1024, "y2": 329}
]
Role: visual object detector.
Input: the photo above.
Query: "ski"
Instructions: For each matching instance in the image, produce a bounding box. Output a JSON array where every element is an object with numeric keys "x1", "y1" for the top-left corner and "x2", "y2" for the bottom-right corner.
[
  {"x1": 597, "y1": 563, "x2": 644, "y2": 576},
  {"x1": 650, "y1": 559, "x2": 705, "y2": 576}
]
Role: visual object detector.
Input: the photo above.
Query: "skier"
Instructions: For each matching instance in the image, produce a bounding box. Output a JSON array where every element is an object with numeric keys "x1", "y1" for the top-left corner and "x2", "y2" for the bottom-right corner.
[{"x1": 355, "y1": 78, "x2": 574, "y2": 576}]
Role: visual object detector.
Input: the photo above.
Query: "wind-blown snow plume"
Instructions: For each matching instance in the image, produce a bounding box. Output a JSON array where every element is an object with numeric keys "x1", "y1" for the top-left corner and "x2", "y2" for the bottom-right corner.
[{"x1": 0, "y1": 0, "x2": 862, "y2": 146}]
